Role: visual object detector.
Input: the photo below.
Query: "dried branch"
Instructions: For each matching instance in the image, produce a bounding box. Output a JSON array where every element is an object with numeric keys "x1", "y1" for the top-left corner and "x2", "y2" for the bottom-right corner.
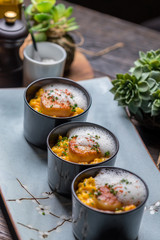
[
  {"x1": 15, "y1": 178, "x2": 71, "y2": 221},
  {"x1": 16, "y1": 178, "x2": 40, "y2": 205},
  {"x1": 7, "y1": 197, "x2": 49, "y2": 202},
  {"x1": 17, "y1": 218, "x2": 71, "y2": 234},
  {"x1": 47, "y1": 219, "x2": 69, "y2": 233},
  {"x1": 17, "y1": 222, "x2": 39, "y2": 232}
]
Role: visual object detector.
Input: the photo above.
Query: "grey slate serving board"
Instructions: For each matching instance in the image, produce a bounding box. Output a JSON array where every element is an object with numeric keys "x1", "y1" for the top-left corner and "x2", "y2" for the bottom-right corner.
[{"x1": 0, "y1": 77, "x2": 160, "y2": 240}]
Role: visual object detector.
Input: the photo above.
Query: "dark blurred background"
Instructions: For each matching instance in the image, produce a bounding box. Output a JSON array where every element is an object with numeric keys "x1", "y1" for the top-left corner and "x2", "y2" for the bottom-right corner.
[{"x1": 66, "y1": 0, "x2": 160, "y2": 31}]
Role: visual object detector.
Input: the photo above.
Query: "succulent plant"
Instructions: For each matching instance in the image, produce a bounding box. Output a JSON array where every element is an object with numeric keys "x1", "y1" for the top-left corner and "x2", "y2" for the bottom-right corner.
[
  {"x1": 25, "y1": 0, "x2": 79, "y2": 41},
  {"x1": 151, "y1": 89, "x2": 160, "y2": 116},
  {"x1": 110, "y1": 73, "x2": 151, "y2": 115},
  {"x1": 110, "y1": 49, "x2": 160, "y2": 125},
  {"x1": 130, "y1": 49, "x2": 160, "y2": 73}
]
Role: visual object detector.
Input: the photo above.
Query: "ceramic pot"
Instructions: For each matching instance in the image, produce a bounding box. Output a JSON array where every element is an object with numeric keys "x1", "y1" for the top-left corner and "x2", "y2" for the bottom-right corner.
[
  {"x1": 24, "y1": 77, "x2": 92, "y2": 149},
  {"x1": 47, "y1": 122, "x2": 119, "y2": 196},
  {"x1": 72, "y1": 166, "x2": 149, "y2": 240}
]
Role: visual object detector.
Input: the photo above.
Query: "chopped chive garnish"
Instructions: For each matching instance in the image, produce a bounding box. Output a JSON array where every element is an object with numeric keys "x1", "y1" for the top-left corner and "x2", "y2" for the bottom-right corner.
[
  {"x1": 62, "y1": 151, "x2": 67, "y2": 156},
  {"x1": 105, "y1": 151, "x2": 110, "y2": 157},
  {"x1": 62, "y1": 137, "x2": 68, "y2": 141}
]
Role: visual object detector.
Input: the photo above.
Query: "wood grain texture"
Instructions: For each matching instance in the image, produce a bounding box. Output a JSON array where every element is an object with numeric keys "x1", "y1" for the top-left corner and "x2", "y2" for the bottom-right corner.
[
  {"x1": 1, "y1": 0, "x2": 160, "y2": 238},
  {"x1": 0, "y1": 210, "x2": 12, "y2": 240}
]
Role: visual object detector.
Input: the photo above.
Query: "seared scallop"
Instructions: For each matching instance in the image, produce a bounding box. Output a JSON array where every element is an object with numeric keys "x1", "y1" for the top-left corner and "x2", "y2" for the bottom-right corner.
[
  {"x1": 95, "y1": 186, "x2": 122, "y2": 211},
  {"x1": 68, "y1": 136, "x2": 101, "y2": 163},
  {"x1": 40, "y1": 90, "x2": 72, "y2": 117}
]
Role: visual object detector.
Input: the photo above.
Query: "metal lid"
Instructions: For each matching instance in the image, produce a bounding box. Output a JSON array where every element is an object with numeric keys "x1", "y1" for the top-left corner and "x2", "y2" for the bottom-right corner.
[
  {"x1": 4, "y1": 11, "x2": 17, "y2": 24},
  {"x1": 0, "y1": 11, "x2": 28, "y2": 40}
]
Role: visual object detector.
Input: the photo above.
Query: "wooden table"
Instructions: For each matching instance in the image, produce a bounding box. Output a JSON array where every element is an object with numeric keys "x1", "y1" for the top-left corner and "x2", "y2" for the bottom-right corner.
[{"x1": 1, "y1": 0, "x2": 160, "y2": 239}]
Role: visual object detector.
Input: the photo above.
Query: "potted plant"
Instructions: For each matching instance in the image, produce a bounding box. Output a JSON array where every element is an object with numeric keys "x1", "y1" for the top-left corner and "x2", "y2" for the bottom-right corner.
[
  {"x1": 24, "y1": 0, "x2": 79, "y2": 72},
  {"x1": 110, "y1": 49, "x2": 160, "y2": 130}
]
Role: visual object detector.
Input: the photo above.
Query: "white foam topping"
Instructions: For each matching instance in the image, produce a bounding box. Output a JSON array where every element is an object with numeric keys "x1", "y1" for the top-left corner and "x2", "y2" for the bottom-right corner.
[
  {"x1": 43, "y1": 83, "x2": 87, "y2": 110},
  {"x1": 67, "y1": 126, "x2": 116, "y2": 156},
  {"x1": 94, "y1": 169, "x2": 146, "y2": 206}
]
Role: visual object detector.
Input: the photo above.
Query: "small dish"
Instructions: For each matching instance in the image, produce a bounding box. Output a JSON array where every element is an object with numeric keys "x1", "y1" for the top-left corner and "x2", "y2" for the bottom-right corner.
[
  {"x1": 47, "y1": 122, "x2": 119, "y2": 196},
  {"x1": 72, "y1": 166, "x2": 149, "y2": 240},
  {"x1": 24, "y1": 77, "x2": 92, "y2": 149}
]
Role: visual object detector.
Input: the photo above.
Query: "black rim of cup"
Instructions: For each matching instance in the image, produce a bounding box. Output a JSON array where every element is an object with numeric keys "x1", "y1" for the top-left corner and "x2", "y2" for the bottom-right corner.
[
  {"x1": 47, "y1": 121, "x2": 119, "y2": 167},
  {"x1": 71, "y1": 166, "x2": 149, "y2": 215},
  {"x1": 24, "y1": 77, "x2": 92, "y2": 120}
]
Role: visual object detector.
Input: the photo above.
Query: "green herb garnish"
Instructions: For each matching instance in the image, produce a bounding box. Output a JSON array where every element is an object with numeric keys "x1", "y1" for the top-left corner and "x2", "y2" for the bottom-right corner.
[
  {"x1": 62, "y1": 151, "x2": 67, "y2": 156},
  {"x1": 105, "y1": 151, "x2": 110, "y2": 157},
  {"x1": 62, "y1": 137, "x2": 68, "y2": 141}
]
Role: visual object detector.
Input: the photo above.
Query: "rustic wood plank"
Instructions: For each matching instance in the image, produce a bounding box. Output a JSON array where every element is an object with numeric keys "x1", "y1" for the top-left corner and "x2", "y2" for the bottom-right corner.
[
  {"x1": 0, "y1": 210, "x2": 12, "y2": 240},
  {"x1": 70, "y1": 5, "x2": 160, "y2": 78}
]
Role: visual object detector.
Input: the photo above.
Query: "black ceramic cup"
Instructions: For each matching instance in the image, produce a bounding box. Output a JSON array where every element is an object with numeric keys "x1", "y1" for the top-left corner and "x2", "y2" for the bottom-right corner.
[
  {"x1": 47, "y1": 122, "x2": 119, "y2": 197},
  {"x1": 72, "y1": 166, "x2": 149, "y2": 240},
  {"x1": 24, "y1": 77, "x2": 92, "y2": 149}
]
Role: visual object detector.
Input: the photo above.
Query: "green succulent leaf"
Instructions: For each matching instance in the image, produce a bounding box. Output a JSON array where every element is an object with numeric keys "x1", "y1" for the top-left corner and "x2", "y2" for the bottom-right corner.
[
  {"x1": 150, "y1": 60, "x2": 160, "y2": 69},
  {"x1": 116, "y1": 73, "x2": 125, "y2": 79},
  {"x1": 30, "y1": 21, "x2": 50, "y2": 32},
  {"x1": 139, "y1": 51, "x2": 145, "y2": 58},
  {"x1": 33, "y1": 0, "x2": 56, "y2": 4},
  {"x1": 64, "y1": 6, "x2": 73, "y2": 18},
  {"x1": 140, "y1": 91, "x2": 151, "y2": 101},
  {"x1": 133, "y1": 66, "x2": 142, "y2": 79},
  {"x1": 142, "y1": 65, "x2": 152, "y2": 73},
  {"x1": 67, "y1": 17, "x2": 76, "y2": 24},
  {"x1": 151, "y1": 99, "x2": 160, "y2": 116},
  {"x1": 51, "y1": 6, "x2": 59, "y2": 22},
  {"x1": 149, "y1": 71, "x2": 160, "y2": 83},
  {"x1": 36, "y1": 2, "x2": 54, "y2": 13},
  {"x1": 128, "y1": 102, "x2": 139, "y2": 114},
  {"x1": 147, "y1": 78, "x2": 159, "y2": 93},
  {"x1": 147, "y1": 78, "x2": 157, "y2": 88},
  {"x1": 25, "y1": 4, "x2": 34, "y2": 16},
  {"x1": 55, "y1": 3, "x2": 66, "y2": 18},
  {"x1": 124, "y1": 73, "x2": 133, "y2": 81},
  {"x1": 34, "y1": 13, "x2": 51, "y2": 22},
  {"x1": 151, "y1": 90, "x2": 160, "y2": 116},
  {"x1": 141, "y1": 100, "x2": 151, "y2": 113},
  {"x1": 65, "y1": 25, "x2": 79, "y2": 31},
  {"x1": 140, "y1": 72, "x2": 150, "y2": 81},
  {"x1": 138, "y1": 81, "x2": 149, "y2": 92}
]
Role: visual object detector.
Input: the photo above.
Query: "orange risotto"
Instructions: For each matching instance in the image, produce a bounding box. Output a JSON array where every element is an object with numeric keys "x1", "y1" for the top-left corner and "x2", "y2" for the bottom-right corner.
[{"x1": 51, "y1": 136, "x2": 110, "y2": 164}]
